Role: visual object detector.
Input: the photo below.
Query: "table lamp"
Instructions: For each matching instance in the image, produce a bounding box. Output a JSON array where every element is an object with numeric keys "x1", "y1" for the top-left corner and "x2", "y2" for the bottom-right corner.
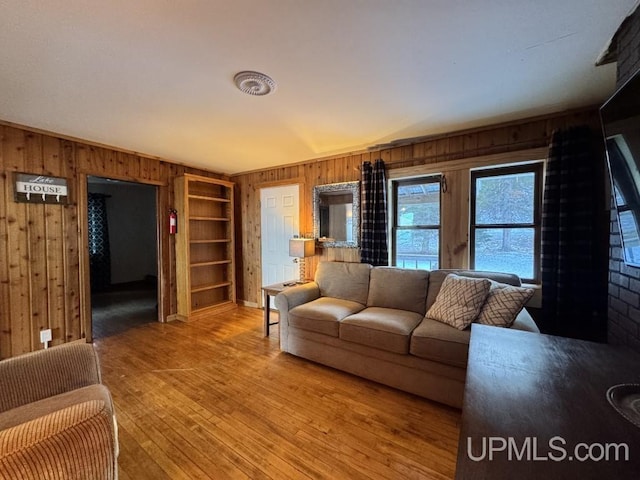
[{"x1": 289, "y1": 238, "x2": 315, "y2": 283}]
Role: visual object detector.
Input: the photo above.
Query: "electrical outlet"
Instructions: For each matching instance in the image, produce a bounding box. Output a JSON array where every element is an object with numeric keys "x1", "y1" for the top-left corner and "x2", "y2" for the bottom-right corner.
[{"x1": 40, "y1": 328, "x2": 52, "y2": 344}]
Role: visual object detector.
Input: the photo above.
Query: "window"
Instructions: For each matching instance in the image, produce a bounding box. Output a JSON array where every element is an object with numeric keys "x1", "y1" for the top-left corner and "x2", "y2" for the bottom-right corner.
[
  {"x1": 392, "y1": 176, "x2": 441, "y2": 269},
  {"x1": 607, "y1": 137, "x2": 640, "y2": 264},
  {"x1": 470, "y1": 163, "x2": 543, "y2": 283}
]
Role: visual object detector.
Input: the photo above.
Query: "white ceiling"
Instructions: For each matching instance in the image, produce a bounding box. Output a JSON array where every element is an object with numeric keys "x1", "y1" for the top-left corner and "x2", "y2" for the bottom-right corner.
[{"x1": 0, "y1": 1, "x2": 637, "y2": 175}]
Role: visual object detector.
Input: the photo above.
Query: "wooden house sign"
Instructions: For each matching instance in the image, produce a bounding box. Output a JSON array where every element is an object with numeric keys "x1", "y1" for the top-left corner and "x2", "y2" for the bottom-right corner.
[{"x1": 14, "y1": 173, "x2": 69, "y2": 204}]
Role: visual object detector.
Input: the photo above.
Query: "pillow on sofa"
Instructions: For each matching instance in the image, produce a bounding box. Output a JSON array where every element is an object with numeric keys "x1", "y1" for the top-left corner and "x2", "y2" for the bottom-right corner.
[
  {"x1": 475, "y1": 281, "x2": 534, "y2": 328},
  {"x1": 426, "y1": 274, "x2": 491, "y2": 330}
]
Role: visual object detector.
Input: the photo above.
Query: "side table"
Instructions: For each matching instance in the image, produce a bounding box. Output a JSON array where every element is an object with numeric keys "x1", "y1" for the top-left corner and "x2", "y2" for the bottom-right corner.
[{"x1": 261, "y1": 281, "x2": 296, "y2": 337}]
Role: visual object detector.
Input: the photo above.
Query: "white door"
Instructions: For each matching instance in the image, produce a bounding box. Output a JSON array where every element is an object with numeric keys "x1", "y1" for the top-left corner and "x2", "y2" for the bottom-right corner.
[{"x1": 261, "y1": 185, "x2": 299, "y2": 288}]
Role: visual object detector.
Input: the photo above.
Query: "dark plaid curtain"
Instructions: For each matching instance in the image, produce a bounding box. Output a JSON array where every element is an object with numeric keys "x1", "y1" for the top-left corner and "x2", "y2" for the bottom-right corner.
[
  {"x1": 361, "y1": 159, "x2": 388, "y2": 266},
  {"x1": 88, "y1": 193, "x2": 111, "y2": 292},
  {"x1": 541, "y1": 126, "x2": 606, "y2": 338}
]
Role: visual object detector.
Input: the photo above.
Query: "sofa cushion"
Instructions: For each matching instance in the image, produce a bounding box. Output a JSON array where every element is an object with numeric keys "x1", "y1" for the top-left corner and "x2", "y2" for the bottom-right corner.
[
  {"x1": 409, "y1": 317, "x2": 471, "y2": 368},
  {"x1": 476, "y1": 281, "x2": 535, "y2": 327},
  {"x1": 0, "y1": 384, "x2": 113, "y2": 431},
  {"x1": 315, "y1": 261, "x2": 372, "y2": 304},
  {"x1": 426, "y1": 274, "x2": 491, "y2": 330},
  {"x1": 426, "y1": 269, "x2": 522, "y2": 310},
  {"x1": 340, "y1": 307, "x2": 424, "y2": 354},
  {"x1": 289, "y1": 297, "x2": 365, "y2": 337},
  {"x1": 367, "y1": 267, "x2": 429, "y2": 315}
]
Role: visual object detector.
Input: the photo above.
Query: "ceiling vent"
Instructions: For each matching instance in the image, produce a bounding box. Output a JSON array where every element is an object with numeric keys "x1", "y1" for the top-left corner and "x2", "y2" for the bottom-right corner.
[{"x1": 234, "y1": 71, "x2": 277, "y2": 96}]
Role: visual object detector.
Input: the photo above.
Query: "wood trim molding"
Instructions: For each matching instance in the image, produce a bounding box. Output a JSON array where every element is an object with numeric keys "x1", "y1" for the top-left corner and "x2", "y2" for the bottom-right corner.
[
  {"x1": 77, "y1": 173, "x2": 92, "y2": 342},
  {"x1": 388, "y1": 147, "x2": 549, "y2": 179},
  {"x1": 254, "y1": 177, "x2": 306, "y2": 190},
  {"x1": 82, "y1": 170, "x2": 167, "y2": 187}
]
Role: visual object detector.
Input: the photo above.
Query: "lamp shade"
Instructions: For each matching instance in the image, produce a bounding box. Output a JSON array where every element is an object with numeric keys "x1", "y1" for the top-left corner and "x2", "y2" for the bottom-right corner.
[{"x1": 289, "y1": 238, "x2": 315, "y2": 258}]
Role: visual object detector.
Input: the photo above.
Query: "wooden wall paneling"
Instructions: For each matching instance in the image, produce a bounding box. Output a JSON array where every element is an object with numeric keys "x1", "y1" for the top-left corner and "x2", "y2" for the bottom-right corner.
[
  {"x1": 412, "y1": 141, "x2": 425, "y2": 159},
  {"x1": 248, "y1": 178, "x2": 261, "y2": 306},
  {"x1": 232, "y1": 177, "x2": 245, "y2": 303},
  {"x1": 0, "y1": 179, "x2": 16, "y2": 356},
  {"x1": 229, "y1": 109, "x2": 601, "y2": 306},
  {"x1": 27, "y1": 203, "x2": 48, "y2": 348},
  {"x1": 76, "y1": 173, "x2": 91, "y2": 342},
  {"x1": 440, "y1": 168, "x2": 470, "y2": 269},
  {"x1": 462, "y1": 132, "x2": 478, "y2": 154},
  {"x1": 423, "y1": 140, "x2": 436, "y2": 160},
  {"x1": 25, "y1": 133, "x2": 50, "y2": 349},
  {"x1": 139, "y1": 155, "x2": 151, "y2": 180},
  {"x1": 344, "y1": 155, "x2": 356, "y2": 180},
  {"x1": 0, "y1": 131, "x2": 9, "y2": 358},
  {"x1": 477, "y1": 124, "x2": 506, "y2": 153},
  {"x1": 327, "y1": 157, "x2": 337, "y2": 183},
  {"x1": 59, "y1": 140, "x2": 78, "y2": 345},
  {"x1": 154, "y1": 164, "x2": 170, "y2": 322},
  {"x1": 119, "y1": 151, "x2": 136, "y2": 179},
  {"x1": 436, "y1": 137, "x2": 451, "y2": 162},
  {"x1": 157, "y1": 182, "x2": 171, "y2": 322},
  {"x1": 448, "y1": 135, "x2": 465, "y2": 161},
  {"x1": 168, "y1": 165, "x2": 182, "y2": 317},
  {"x1": 102, "y1": 148, "x2": 119, "y2": 177},
  {"x1": 247, "y1": 178, "x2": 258, "y2": 300},
  {"x1": 87, "y1": 146, "x2": 105, "y2": 173},
  {"x1": 0, "y1": 122, "x2": 233, "y2": 358},
  {"x1": 44, "y1": 200, "x2": 65, "y2": 346},
  {"x1": 4, "y1": 128, "x2": 32, "y2": 356}
]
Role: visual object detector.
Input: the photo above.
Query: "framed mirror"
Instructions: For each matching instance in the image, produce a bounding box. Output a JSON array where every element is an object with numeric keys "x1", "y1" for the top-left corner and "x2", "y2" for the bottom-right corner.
[{"x1": 313, "y1": 181, "x2": 360, "y2": 248}]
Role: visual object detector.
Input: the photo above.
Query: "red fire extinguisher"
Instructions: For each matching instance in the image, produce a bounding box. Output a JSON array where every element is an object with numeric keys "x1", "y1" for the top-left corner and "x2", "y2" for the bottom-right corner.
[{"x1": 169, "y1": 209, "x2": 178, "y2": 235}]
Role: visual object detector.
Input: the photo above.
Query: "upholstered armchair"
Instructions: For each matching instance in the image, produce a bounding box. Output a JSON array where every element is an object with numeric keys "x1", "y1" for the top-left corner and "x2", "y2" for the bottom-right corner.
[{"x1": 0, "y1": 342, "x2": 118, "y2": 479}]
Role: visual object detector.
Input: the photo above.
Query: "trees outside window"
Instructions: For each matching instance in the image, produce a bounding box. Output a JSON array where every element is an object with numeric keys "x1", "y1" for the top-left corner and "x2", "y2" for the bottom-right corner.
[{"x1": 470, "y1": 163, "x2": 543, "y2": 283}]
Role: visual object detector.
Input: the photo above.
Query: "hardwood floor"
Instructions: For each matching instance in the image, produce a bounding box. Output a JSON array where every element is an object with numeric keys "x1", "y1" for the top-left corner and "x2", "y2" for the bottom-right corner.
[{"x1": 94, "y1": 306, "x2": 461, "y2": 479}]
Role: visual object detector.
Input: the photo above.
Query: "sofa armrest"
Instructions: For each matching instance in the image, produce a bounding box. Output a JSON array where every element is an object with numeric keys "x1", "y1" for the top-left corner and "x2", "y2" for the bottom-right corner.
[
  {"x1": 274, "y1": 282, "x2": 320, "y2": 313},
  {"x1": 0, "y1": 400, "x2": 117, "y2": 480},
  {"x1": 275, "y1": 282, "x2": 320, "y2": 351},
  {"x1": 0, "y1": 343, "x2": 102, "y2": 413}
]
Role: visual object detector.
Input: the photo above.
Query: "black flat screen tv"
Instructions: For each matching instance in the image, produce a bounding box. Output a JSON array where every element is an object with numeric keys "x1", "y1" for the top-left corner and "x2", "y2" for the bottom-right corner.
[{"x1": 601, "y1": 68, "x2": 640, "y2": 267}]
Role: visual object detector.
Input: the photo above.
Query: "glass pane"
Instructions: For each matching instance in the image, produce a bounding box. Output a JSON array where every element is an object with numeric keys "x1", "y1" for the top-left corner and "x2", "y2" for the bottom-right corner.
[
  {"x1": 619, "y1": 210, "x2": 640, "y2": 264},
  {"x1": 397, "y1": 181, "x2": 440, "y2": 226},
  {"x1": 395, "y1": 229, "x2": 439, "y2": 270},
  {"x1": 614, "y1": 184, "x2": 626, "y2": 207},
  {"x1": 475, "y1": 172, "x2": 535, "y2": 224},
  {"x1": 474, "y1": 228, "x2": 534, "y2": 280}
]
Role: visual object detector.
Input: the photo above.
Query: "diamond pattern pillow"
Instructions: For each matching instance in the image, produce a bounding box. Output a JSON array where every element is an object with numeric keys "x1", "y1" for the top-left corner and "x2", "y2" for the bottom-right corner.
[
  {"x1": 475, "y1": 280, "x2": 535, "y2": 328},
  {"x1": 426, "y1": 274, "x2": 491, "y2": 330}
]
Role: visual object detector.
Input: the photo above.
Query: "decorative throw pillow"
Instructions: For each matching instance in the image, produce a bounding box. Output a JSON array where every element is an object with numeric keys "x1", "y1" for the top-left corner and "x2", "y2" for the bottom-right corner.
[
  {"x1": 475, "y1": 280, "x2": 535, "y2": 328},
  {"x1": 426, "y1": 274, "x2": 491, "y2": 330}
]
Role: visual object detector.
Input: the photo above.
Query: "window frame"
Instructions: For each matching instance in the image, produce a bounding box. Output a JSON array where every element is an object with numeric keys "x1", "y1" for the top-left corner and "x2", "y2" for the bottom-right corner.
[
  {"x1": 391, "y1": 175, "x2": 442, "y2": 270},
  {"x1": 469, "y1": 162, "x2": 544, "y2": 283}
]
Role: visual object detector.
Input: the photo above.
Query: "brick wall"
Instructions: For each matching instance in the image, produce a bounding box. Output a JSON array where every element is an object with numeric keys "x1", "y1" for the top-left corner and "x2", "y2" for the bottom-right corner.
[{"x1": 608, "y1": 7, "x2": 640, "y2": 352}]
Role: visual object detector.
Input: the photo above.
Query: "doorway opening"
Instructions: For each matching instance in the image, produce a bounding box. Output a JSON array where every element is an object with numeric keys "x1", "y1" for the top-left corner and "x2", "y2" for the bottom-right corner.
[{"x1": 87, "y1": 176, "x2": 159, "y2": 338}]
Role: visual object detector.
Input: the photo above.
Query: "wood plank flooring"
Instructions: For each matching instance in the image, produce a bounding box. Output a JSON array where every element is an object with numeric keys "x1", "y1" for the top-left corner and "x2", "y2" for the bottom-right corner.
[{"x1": 94, "y1": 306, "x2": 461, "y2": 479}]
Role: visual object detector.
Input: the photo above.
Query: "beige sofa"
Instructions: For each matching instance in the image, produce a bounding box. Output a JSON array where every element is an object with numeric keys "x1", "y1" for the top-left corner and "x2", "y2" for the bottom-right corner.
[
  {"x1": 275, "y1": 261, "x2": 539, "y2": 408},
  {"x1": 0, "y1": 343, "x2": 118, "y2": 479}
]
